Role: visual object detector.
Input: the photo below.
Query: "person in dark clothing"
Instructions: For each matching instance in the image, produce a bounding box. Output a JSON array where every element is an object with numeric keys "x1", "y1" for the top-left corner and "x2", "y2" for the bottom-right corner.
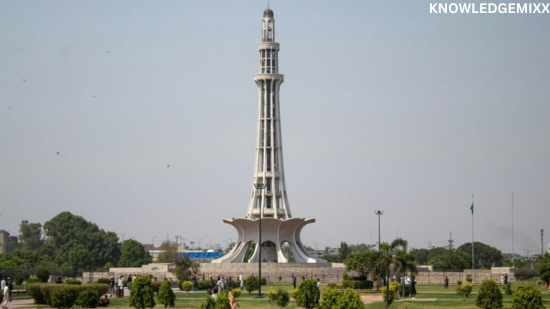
[
  {"x1": 444, "y1": 276, "x2": 449, "y2": 289},
  {"x1": 411, "y1": 277, "x2": 417, "y2": 299}
]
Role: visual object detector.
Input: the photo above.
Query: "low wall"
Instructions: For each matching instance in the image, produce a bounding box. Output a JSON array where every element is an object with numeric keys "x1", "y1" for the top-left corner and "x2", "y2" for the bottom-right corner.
[{"x1": 414, "y1": 268, "x2": 515, "y2": 285}]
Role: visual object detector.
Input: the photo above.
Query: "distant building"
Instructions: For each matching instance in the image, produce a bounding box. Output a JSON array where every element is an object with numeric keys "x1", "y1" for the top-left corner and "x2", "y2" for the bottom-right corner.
[
  {"x1": 0, "y1": 230, "x2": 18, "y2": 254},
  {"x1": 547, "y1": 242, "x2": 550, "y2": 254}
]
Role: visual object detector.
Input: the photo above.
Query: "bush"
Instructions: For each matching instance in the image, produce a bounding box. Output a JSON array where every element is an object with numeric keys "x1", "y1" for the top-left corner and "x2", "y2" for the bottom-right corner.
[
  {"x1": 466, "y1": 274, "x2": 473, "y2": 283},
  {"x1": 27, "y1": 278, "x2": 42, "y2": 284},
  {"x1": 76, "y1": 288, "x2": 99, "y2": 308},
  {"x1": 244, "y1": 275, "x2": 259, "y2": 294},
  {"x1": 268, "y1": 289, "x2": 278, "y2": 306},
  {"x1": 14, "y1": 274, "x2": 24, "y2": 285},
  {"x1": 511, "y1": 287, "x2": 545, "y2": 309},
  {"x1": 294, "y1": 279, "x2": 319, "y2": 309},
  {"x1": 381, "y1": 286, "x2": 396, "y2": 305},
  {"x1": 65, "y1": 280, "x2": 82, "y2": 285},
  {"x1": 511, "y1": 281, "x2": 538, "y2": 293},
  {"x1": 337, "y1": 289, "x2": 364, "y2": 309},
  {"x1": 230, "y1": 288, "x2": 241, "y2": 298},
  {"x1": 51, "y1": 286, "x2": 78, "y2": 309},
  {"x1": 27, "y1": 284, "x2": 108, "y2": 306},
  {"x1": 199, "y1": 294, "x2": 216, "y2": 309},
  {"x1": 505, "y1": 283, "x2": 512, "y2": 295},
  {"x1": 476, "y1": 280, "x2": 503, "y2": 309},
  {"x1": 341, "y1": 279, "x2": 374, "y2": 289},
  {"x1": 129, "y1": 276, "x2": 156, "y2": 309},
  {"x1": 157, "y1": 281, "x2": 176, "y2": 308},
  {"x1": 97, "y1": 278, "x2": 110, "y2": 285},
  {"x1": 152, "y1": 281, "x2": 162, "y2": 294},
  {"x1": 35, "y1": 267, "x2": 51, "y2": 283},
  {"x1": 180, "y1": 281, "x2": 193, "y2": 295},
  {"x1": 319, "y1": 288, "x2": 341, "y2": 309},
  {"x1": 261, "y1": 277, "x2": 267, "y2": 285},
  {"x1": 275, "y1": 289, "x2": 290, "y2": 307},
  {"x1": 198, "y1": 280, "x2": 210, "y2": 290},
  {"x1": 457, "y1": 280, "x2": 463, "y2": 286},
  {"x1": 214, "y1": 291, "x2": 230, "y2": 309},
  {"x1": 457, "y1": 282, "x2": 473, "y2": 299}
]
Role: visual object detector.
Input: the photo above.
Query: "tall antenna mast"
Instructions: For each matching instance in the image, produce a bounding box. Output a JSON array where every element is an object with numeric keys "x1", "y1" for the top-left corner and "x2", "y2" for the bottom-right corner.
[{"x1": 512, "y1": 193, "x2": 515, "y2": 267}]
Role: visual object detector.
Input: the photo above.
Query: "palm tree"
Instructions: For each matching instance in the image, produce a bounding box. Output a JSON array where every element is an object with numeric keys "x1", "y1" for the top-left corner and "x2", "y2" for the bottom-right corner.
[{"x1": 376, "y1": 238, "x2": 417, "y2": 308}]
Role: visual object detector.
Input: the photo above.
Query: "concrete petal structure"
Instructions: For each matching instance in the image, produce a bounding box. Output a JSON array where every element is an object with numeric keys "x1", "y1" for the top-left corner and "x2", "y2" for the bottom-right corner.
[{"x1": 213, "y1": 9, "x2": 325, "y2": 264}]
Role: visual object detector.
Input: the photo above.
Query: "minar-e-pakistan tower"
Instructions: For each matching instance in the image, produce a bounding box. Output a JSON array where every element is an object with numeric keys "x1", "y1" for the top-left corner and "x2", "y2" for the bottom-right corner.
[{"x1": 213, "y1": 8, "x2": 325, "y2": 264}]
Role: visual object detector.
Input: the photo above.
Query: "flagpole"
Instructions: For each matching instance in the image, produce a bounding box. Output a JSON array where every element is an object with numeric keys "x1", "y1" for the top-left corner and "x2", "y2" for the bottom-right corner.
[
  {"x1": 472, "y1": 193, "x2": 474, "y2": 270},
  {"x1": 512, "y1": 193, "x2": 515, "y2": 268}
]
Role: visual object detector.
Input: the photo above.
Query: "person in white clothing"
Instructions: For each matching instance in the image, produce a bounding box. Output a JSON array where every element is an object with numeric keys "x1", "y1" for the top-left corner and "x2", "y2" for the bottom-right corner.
[
  {"x1": 0, "y1": 278, "x2": 5, "y2": 292},
  {"x1": 1, "y1": 285, "x2": 9, "y2": 309}
]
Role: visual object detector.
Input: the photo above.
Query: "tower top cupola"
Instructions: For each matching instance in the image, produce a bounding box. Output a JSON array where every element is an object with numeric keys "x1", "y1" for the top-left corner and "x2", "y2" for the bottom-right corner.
[{"x1": 263, "y1": 8, "x2": 274, "y2": 18}]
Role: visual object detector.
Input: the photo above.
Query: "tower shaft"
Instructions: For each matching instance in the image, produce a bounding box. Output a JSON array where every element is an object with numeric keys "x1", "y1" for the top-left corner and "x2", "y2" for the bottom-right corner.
[{"x1": 247, "y1": 10, "x2": 290, "y2": 220}]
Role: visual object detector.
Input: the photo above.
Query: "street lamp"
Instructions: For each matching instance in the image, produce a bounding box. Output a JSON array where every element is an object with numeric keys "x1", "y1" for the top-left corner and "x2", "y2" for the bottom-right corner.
[
  {"x1": 190, "y1": 241, "x2": 195, "y2": 251},
  {"x1": 374, "y1": 211, "x2": 383, "y2": 251},
  {"x1": 254, "y1": 183, "x2": 266, "y2": 298}
]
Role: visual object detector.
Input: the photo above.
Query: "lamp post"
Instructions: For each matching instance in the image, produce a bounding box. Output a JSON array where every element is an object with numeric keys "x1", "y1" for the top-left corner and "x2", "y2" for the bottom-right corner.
[
  {"x1": 190, "y1": 241, "x2": 195, "y2": 251},
  {"x1": 374, "y1": 211, "x2": 383, "y2": 251},
  {"x1": 254, "y1": 183, "x2": 266, "y2": 298}
]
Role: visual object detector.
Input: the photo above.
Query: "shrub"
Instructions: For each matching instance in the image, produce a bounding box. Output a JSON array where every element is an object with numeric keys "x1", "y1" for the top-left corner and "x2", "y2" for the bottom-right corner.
[
  {"x1": 27, "y1": 278, "x2": 42, "y2": 284},
  {"x1": 199, "y1": 294, "x2": 216, "y2": 309},
  {"x1": 511, "y1": 287, "x2": 544, "y2": 309},
  {"x1": 97, "y1": 278, "x2": 110, "y2": 285},
  {"x1": 291, "y1": 288, "x2": 298, "y2": 300},
  {"x1": 76, "y1": 288, "x2": 99, "y2": 308},
  {"x1": 27, "y1": 283, "x2": 44, "y2": 304},
  {"x1": 466, "y1": 274, "x2": 473, "y2": 283},
  {"x1": 457, "y1": 282, "x2": 473, "y2": 299},
  {"x1": 51, "y1": 286, "x2": 78, "y2": 309},
  {"x1": 457, "y1": 280, "x2": 463, "y2": 286},
  {"x1": 268, "y1": 289, "x2": 278, "y2": 306},
  {"x1": 381, "y1": 286, "x2": 396, "y2": 305},
  {"x1": 180, "y1": 281, "x2": 193, "y2": 295},
  {"x1": 214, "y1": 291, "x2": 230, "y2": 309},
  {"x1": 399, "y1": 283, "x2": 411, "y2": 297},
  {"x1": 275, "y1": 289, "x2": 290, "y2": 307},
  {"x1": 294, "y1": 279, "x2": 319, "y2": 309},
  {"x1": 244, "y1": 275, "x2": 259, "y2": 294},
  {"x1": 505, "y1": 283, "x2": 512, "y2": 295},
  {"x1": 319, "y1": 288, "x2": 341, "y2": 309},
  {"x1": 341, "y1": 279, "x2": 374, "y2": 289},
  {"x1": 152, "y1": 281, "x2": 162, "y2": 294},
  {"x1": 261, "y1": 277, "x2": 267, "y2": 285},
  {"x1": 511, "y1": 281, "x2": 538, "y2": 293},
  {"x1": 336, "y1": 289, "x2": 364, "y2": 309},
  {"x1": 476, "y1": 280, "x2": 503, "y2": 309},
  {"x1": 198, "y1": 280, "x2": 210, "y2": 290},
  {"x1": 230, "y1": 288, "x2": 241, "y2": 298},
  {"x1": 129, "y1": 276, "x2": 156, "y2": 309},
  {"x1": 157, "y1": 281, "x2": 176, "y2": 308},
  {"x1": 65, "y1": 280, "x2": 82, "y2": 285},
  {"x1": 35, "y1": 267, "x2": 51, "y2": 283},
  {"x1": 14, "y1": 274, "x2": 24, "y2": 285}
]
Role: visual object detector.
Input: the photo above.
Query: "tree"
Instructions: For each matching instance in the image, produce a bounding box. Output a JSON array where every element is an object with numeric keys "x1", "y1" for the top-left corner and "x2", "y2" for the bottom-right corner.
[
  {"x1": 243, "y1": 243, "x2": 256, "y2": 263},
  {"x1": 119, "y1": 239, "x2": 149, "y2": 267},
  {"x1": 476, "y1": 280, "x2": 503, "y2": 309},
  {"x1": 157, "y1": 280, "x2": 176, "y2": 308},
  {"x1": 457, "y1": 242, "x2": 503, "y2": 268},
  {"x1": 43, "y1": 212, "x2": 120, "y2": 269},
  {"x1": 294, "y1": 279, "x2": 320, "y2": 309},
  {"x1": 376, "y1": 238, "x2": 417, "y2": 308},
  {"x1": 244, "y1": 275, "x2": 259, "y2": 294},
  {"x1": 409, "y1": 248, "x2": 429, "y2": 264},
  {"x1": 129, "y1": 276, "x2": 156, "y2": 309},
  {"x1": 157, "y1": 241, "x2": 179, "y2": 263},
  {"x1": 339, "y1": 242, "x2": 350, "y2": 262},
  {"x1": 172, "y1": 255, "x2": 199, "y2": 283},
  {"x1": 344, "y1": 251, "x2": 379, "y2": 279},
  {"x1": 19, "y1": 220, "x2": 43, "y2": 251}
]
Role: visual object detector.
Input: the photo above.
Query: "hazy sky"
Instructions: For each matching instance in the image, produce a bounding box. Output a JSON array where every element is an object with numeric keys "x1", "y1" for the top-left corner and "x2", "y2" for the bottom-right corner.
[{"x1": 1, "y1": 1, "x2": 549, "y2": 256}]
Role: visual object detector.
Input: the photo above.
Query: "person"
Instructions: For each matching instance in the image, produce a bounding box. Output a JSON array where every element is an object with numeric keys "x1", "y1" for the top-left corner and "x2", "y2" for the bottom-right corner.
[
  {"x1": 228, "y1": 291, "x2": 239, "y2": 309},
  {"x1": 128, "y1": 275, "x2": 132, "y2": 284},
  {"x1": 192, "y1": 277, "x2": 198, "y2": 291},
  {"x1": 56, "y1": 277, "x2": 63, "y2": 284},
  {"x1": 6, "y1": 278, "x2": 12, "y2": 302},
  {"x1": 504, "y1": 274, "x2": 508, "y2": 285},
  {"x1": 1, "y1": 283, "x2": 9, "y2": 309},
  {"x1": 317, "y1": 279, "x2": 321, "y2": 291},
  {"x1": 444, "y1": 276, "x2": 449, "y2": 289},
  {"x1": 501, "y1": 274, "x2": 504, "y2": 285},
  {"x1": 98, "y1": 295, "x2": 110, "y2": 307},
  {"x1": 240, "y1": 275, "x2": 244, "y2": 290},
  {"x1": 217, "y1": 277, "x2": 224, "y2": 292},
  {"x1": 410, "y1": 277, "x2": 417, "y2": 299},
  {"x1": 213, "y1": 284, "x2": 219, "y2": 294},
  {"x1": 0, "y1": 277, "x2": 5, "y2": 293},
  {"x1": 292, "y1": 275, "x2": 297, "y2": 289},
  {"x1": 117, "y1": 276, "x2": 124, "y2": 298},
  {"x1": 109, "y1": 277, "x2": 116, "y2": 297}
]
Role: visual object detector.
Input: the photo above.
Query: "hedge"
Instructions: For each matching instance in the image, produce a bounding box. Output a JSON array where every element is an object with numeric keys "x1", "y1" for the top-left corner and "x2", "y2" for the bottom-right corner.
[
  {"x1": 342, "y1": 279, "x2": 374, "y2": 289},
  {"x1": 27, "y1": 284, "x2": 109, "y2": 306}
]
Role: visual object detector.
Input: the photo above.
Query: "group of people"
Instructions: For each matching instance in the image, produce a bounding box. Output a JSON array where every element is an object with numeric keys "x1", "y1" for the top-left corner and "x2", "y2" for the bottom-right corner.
[
  {"x1": 1, "y1": 277, "x2": 13, "y2": 309},
  {"x1": 206, "y1": 273, "x2": 245, "y2": 294}
]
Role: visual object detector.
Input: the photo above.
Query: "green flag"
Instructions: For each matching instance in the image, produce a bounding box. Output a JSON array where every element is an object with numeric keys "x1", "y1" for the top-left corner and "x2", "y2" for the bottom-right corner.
[{"x1": 470, "y1": 202, "x2": 474, "y2": 215}]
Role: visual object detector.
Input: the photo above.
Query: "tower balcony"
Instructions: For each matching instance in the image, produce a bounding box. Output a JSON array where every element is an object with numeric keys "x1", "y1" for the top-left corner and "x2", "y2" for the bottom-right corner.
[
  {"x1": 250, "y1": 208, "x2": 287, "y2": 217},
  {"x1": 254, "y1": 74, "x2": 284, "y2": 82}
]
